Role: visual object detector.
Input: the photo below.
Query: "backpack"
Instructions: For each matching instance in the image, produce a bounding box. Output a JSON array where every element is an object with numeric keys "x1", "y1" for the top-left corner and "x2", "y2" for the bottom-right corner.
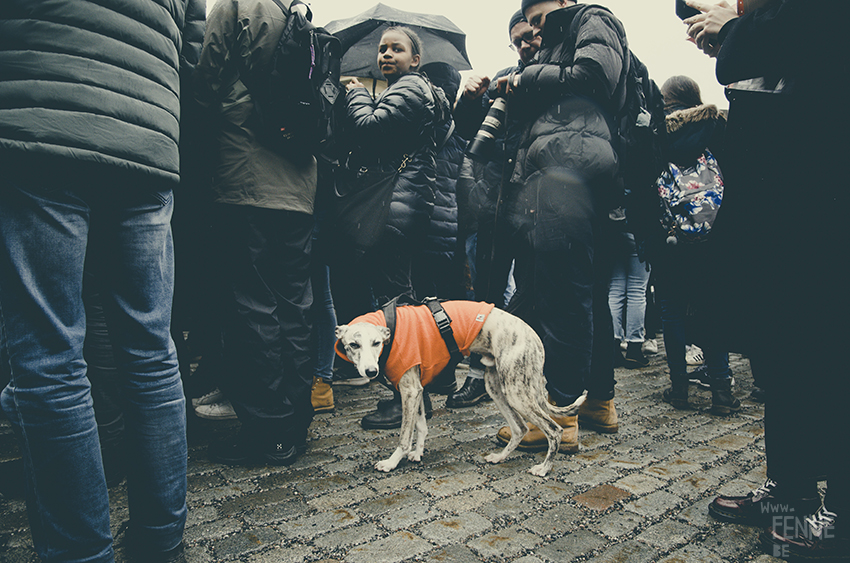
[
  {"x1": 248, "y1": 0, "x2": 342, "y2": 160},
  {"x1": 655, "y1": 148, "x2": 724, "y2": 245}
]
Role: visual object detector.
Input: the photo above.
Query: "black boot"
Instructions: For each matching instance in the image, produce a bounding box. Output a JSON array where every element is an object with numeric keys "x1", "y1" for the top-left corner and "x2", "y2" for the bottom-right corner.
[
  {"x1": 624, "y1": 341, "x2": 649, "y2": 368},
  {"x1": 711, "y1": 378, "x2": 741, "y2": 415},
  {"x1": 446, "y1": 376, "x2": 490, "y2": 408},
  {"x1": 662, "y1": 376, "x2": 689, "y2": 409},
  {"x1": 613, "y1": 339, "x2": 626, "y2": 367},
  {"x1": 361, "y1": 390, "x2": 432, "y2": 430}
]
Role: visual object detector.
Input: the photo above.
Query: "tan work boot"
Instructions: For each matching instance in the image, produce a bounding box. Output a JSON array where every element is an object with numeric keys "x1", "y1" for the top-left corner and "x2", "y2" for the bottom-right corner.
[
  {"x1": 496, "y1": 414, "x2": 578, "y2": 453},
  {"x1": 311, "y1": 376, "x2": 334, "y2": 413},
  {"x1": 578, "y1": 398, "x2": 618, "y2": 433}
]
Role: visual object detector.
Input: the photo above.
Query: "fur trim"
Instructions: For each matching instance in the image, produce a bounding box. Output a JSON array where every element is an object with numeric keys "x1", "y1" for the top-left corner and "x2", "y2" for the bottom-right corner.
[{"x1": 666, "y1": 104, "x2": 720, "y2": 134}]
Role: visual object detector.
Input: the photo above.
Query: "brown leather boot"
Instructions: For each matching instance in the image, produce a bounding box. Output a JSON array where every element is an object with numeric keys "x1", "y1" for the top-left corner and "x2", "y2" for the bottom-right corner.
[
  {"x1": 578, "y1": 398, "x2": 618, "y2": 433},
  {"x1": 311, "y1": 376, "x2": 334, "y2": 413},
  {"x1": 496, "y1": 414, "x2": 578, "y2": 453}
]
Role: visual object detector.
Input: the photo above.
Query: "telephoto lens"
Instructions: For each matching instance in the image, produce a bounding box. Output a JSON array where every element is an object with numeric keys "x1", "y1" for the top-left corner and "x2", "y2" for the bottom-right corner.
[{"x1": 466, "y1": 97, "x2": 508, "y2": 163}]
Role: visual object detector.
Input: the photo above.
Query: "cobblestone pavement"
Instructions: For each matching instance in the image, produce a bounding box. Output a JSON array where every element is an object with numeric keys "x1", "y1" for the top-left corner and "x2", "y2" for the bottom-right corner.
[{"x1": 1, "y1": 346, "x2": 793, "y2": 563}]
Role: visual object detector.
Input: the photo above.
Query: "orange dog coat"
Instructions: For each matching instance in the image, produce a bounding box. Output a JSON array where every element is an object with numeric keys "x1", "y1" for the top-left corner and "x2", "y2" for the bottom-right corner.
[{"x1": 335, "y1": 301, "x2": 495, "y2": 389}]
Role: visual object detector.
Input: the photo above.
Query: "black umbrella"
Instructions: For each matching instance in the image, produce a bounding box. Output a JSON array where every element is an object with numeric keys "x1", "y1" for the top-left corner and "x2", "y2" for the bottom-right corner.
[{"x1": 324, "y1": 3, "x2": 472, "y2": 80}]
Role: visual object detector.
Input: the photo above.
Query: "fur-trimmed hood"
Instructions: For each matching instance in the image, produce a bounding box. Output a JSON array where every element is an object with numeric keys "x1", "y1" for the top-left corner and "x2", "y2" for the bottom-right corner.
[{"x1": 664, "y1": 103, "x2": 726, "y2": 167}]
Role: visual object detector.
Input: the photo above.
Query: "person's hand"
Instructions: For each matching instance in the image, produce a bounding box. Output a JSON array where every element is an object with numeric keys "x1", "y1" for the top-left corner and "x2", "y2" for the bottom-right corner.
[
  {"x1": 462, "y1": 74, "x2": 491, "y2": 100},
  {"x1": 346, "y1": 77, "x2": 366, "y2": 91},
  {"x1": 494, "y1": 72, "x2": 520, "y2": 97},
  {"x1": 684, "y1": 0, "x2": 738, "y2": 57}
]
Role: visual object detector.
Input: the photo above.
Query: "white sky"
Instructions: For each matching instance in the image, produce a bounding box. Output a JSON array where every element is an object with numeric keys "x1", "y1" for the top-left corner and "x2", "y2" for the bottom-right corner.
[{"x1": 206, "y1": 0, "x2": 728, "y2": 107}]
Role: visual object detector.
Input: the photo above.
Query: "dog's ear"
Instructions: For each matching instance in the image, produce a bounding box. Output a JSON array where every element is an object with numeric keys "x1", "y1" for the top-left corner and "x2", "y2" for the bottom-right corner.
[
  {"x1": 335, "y1": 325, "x2": 348, "y2": 340},
  {"x1": 379, "y1": 326, "x2": 391, "y2": 343}
]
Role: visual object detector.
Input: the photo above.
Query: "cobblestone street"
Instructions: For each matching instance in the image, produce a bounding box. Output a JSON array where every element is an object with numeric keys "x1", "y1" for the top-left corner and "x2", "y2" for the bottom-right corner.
[{"x1": 1, "y1": 346, "x2": 792, "y2": 562}]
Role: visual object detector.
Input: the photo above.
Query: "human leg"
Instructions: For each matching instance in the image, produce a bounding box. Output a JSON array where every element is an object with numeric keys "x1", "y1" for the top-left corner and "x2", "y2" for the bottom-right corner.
[{"x1": 0, "y1": 180, "x2": 114, "y2": 562}]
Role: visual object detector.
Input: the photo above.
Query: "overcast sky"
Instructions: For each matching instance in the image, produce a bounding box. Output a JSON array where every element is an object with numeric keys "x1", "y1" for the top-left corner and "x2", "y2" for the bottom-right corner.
[{"x1": 206, "y1": 0, "x2": 728, "y2": 107}]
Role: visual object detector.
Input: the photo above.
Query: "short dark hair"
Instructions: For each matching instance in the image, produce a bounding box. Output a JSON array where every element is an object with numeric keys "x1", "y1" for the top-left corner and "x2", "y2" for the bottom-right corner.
[{"x1": 661, "y1": 75, "x2": 703, "y2": 111}]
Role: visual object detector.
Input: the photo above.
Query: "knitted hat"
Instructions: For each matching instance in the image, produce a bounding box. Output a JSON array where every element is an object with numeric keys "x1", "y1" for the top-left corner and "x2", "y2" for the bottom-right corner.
[{"x1": 508, "y1": 9, "x2": 526, "y2": 35}]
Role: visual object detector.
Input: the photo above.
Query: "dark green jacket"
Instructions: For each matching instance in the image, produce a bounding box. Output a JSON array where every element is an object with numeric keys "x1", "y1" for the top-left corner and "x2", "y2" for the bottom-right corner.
[{"x1": 0, "y1": 0, "x2": 205, "y2": 184}]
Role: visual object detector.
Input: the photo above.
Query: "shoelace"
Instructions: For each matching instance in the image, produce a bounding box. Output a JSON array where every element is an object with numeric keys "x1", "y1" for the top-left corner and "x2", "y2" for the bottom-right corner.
[
  {"x1": 751, "y1": 478, "x2": 778, "y2": 501},
  {"x1": 805, "y1": 505, "x2": 837, "y2": 539}
]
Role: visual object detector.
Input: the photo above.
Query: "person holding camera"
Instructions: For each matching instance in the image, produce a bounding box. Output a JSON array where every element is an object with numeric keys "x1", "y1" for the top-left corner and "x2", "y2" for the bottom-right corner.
[
  {"x1": 448, "y1": 10, "x2": 541, "y2": 408},
  {"x1": 681, "y1": 0, "x2": 849, "y2": 559},
  {"x1": 489, "y1": 0, "x2": 630, "y2": 451}
]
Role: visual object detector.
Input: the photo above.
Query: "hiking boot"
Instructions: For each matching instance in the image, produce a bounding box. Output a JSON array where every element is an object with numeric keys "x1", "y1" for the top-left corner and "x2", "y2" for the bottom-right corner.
[
  {"x1": 496, "y1": 414, "x2": 578, "y2": 453},
  {"x1": 446, "y1": 376, "x2": 490, "y2": 408},
  {"x1": 624, "y1": 341, "x2": 649, "y2": 368},
  {"x1": 708, "y1": 479, "x2": 820, "y2": 527},
  {"x1": 361, "y1": 391, "x2": 432, "y2": 430},
  {"x1": 762, "y1": 504, "x2": 849, "y2": 560},
  {"x1": 578, "y1": 398, "x2": 618, "y2": 433},
  {"x1": 711, "y1": 378, "x2": 741, "y2": 415},
  {"x1": 311, "y1": 376, "x2": 334, "y2": 413},
  {"x1": 662, "y1": 377, "x2": 689, "y2": 409}
]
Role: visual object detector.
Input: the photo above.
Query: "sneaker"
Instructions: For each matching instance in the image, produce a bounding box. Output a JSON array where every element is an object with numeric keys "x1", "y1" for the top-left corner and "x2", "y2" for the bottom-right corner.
[
  {"x1": 689, "y1": 365, "x2": 735, "y2": 389},
  {"x1": 762, "y1": 504, "x2": 849, "y2": 560},
  {"x1": 686, "y1": 344, "x2": 704, "y2": 365},
  {"x1": 331, "y1": 366, "x2": 370, "y2": 386},
  {"x1": 192, "y1": 387, "x2": 224, "y2": 408},
  {"x1": 708, "y1": 479, "x2": 820, "y2": 527},
  {"x1": 642, "y1": 338, "x2": 658, "y2": 354},
  {"x1": 194, "y1": 400, "x2": 237, "y2": 420}
]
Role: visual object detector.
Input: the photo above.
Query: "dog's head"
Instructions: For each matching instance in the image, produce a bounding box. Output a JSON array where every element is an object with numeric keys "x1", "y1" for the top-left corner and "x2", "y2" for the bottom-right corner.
[{"x1": 335, "y1": 322, "x2": 391, "y2": 379}]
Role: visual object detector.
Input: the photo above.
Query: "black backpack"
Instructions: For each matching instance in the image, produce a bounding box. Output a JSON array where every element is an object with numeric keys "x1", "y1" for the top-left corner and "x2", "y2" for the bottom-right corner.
[{"x1": 248, "y1": 0, "x2": 342, "y2": 160}]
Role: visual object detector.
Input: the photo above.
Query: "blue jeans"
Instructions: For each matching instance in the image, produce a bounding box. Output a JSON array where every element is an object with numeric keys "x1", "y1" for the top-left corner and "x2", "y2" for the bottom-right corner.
[
  {"x1": 0, "y1": 177, "x2": 187, "y2": 562},
  {"x1": 608, "y1": 232, "x2": 650, "y2": 343}
]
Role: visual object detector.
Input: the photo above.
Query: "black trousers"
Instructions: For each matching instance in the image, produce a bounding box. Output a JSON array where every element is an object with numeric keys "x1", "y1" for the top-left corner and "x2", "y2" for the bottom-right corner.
[{"x1": 218, "y1": 204, "x2": 314, "y2": 443}]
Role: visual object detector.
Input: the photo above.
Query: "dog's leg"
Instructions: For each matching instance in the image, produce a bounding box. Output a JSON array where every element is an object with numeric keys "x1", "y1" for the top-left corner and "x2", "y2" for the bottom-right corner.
[
  {"x1": 408, "y1": 388, "x2": 428, "y2": 463},
  {"x1": 525, "y1": 408, "x2": 562, "y2": 477},
  {"x1": 483, "y1": 366, "x2": 528, "y2": 465},
  {"x1": 375, "y1": 369, "x2": 421, "y2": 472}
]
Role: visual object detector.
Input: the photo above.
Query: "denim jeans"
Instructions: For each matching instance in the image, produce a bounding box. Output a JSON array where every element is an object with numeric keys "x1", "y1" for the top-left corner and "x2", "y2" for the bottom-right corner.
[
  {"x1": 608, "y1": 232, "x2": 650, "y2": 343},
  {"x1": 0, "y1": 176, "x2": 187, "y2": 562}
]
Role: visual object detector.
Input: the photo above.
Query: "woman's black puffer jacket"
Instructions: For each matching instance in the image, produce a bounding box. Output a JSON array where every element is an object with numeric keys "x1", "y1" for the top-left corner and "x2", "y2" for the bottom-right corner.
[
  {"x1": 0, "y1": 0, "x2": 205, "y2": 184},
  {"x1": 426, "y1": 125, "x2": 466, "y2": 261},
  {"x1": 346, "y1": 73, "x2": 451, "y2": 240}
]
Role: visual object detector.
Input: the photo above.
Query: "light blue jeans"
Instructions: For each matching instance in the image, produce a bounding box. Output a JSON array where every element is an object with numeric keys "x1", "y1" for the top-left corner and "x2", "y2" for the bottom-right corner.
[
  {"x1": 608, "y1": 232, "x2": 650, "y2": 343},
  {"x1": 0, "y1": 176, "x2": 187, "y2": 562}
]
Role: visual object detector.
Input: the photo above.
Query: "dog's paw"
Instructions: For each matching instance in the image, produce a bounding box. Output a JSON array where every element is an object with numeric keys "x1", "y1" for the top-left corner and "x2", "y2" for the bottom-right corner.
[
  {"x1": 484, "y1": 453, "x2": 506, "y2": 464},
  {"x1": 528, "y1": 462, "x2": 551, "y2": 477},
  {"x1": 375, "y1": 459, "x2": 396, "y2": 472},
  {"x1": 406, "y1": 451, "x2": 422, "y2": 463}
]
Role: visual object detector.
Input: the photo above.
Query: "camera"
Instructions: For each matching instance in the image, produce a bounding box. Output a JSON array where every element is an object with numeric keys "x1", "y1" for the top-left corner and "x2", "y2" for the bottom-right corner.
[
  {"x1": 466, "y1": 97, "x2": 508, "y2": 163},
  {"x1": 675, "y1": 0, "x2": 700, "y2": 20}
]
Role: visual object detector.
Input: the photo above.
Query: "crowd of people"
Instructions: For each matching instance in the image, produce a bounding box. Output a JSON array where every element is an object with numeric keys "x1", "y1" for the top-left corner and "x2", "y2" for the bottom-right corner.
[{"x1": 0, "y1": 0, "x2": 846, "y2": 561}]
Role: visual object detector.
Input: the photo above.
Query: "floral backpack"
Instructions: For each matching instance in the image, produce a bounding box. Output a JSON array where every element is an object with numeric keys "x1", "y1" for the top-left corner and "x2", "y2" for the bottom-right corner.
[{"x1": 655, "y1": 148, "x2": 724, "y2": 246}]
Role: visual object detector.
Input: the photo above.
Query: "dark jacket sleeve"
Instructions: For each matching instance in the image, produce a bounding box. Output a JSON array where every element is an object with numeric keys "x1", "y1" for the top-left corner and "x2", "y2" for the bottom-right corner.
[
  {"x1": 346, "y1": 74, "x2": 434, "y2": 155},
  {"x1": 514, "y1": 10, "x2": 626, "y2": 109}
]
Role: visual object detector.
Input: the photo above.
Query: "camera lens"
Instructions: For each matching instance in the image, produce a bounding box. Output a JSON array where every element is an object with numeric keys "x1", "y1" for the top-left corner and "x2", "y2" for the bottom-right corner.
[{"x1": 466, "y1": 97, "x2": 508, "y2": 163}]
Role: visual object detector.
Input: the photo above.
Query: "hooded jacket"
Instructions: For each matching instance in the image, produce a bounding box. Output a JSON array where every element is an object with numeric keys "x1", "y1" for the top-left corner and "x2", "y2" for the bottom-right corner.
[
  {"x1": 194, "y1": 0, "x2": 317, "y2": 213},
  {"x1": 0, "y1": 0, "x2": 205, "y2": 184},
  {"x1": 345, "y1": 73, "x2": 452, "y2": 240},
  {"x1": 509, "y1": 4, "x2": 628, "y2": 201}
]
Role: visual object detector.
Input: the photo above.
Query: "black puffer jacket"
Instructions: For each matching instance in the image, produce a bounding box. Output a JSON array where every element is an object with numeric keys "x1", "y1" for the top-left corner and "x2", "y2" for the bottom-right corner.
[
  {"x1": 509, "y1": 4, "x2": 627, "y2": 196},
  {"x1": 0, "y1": 0, "x2": 205, "y2": 184},
  {"x1": 345, "y1": 73, "x2": 451, "y2": 240},
  {"x1": 426, "y1": 125, "x2": 466, "y2": 261},
  {"x1": 665, "y1": 103, "x2": 725, "y2": 168}
]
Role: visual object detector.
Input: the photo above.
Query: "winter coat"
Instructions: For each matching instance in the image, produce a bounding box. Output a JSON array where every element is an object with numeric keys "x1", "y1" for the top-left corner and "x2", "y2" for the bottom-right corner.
[
  {"x1": 705, "y1": 0, "x2": 849, "y2": 354},
  {"x1": 508, "y1": 4, "x2": 628, "y2": 218},
  {"x1": 194, "y1": 0, "x2": 317, "y2": 213},
  {"x1": 345, "y1": 73, "x2": 451, "y2": 241},
  {"x1": 664, "y1": 103, "x2": 726, "y2": 168},
  {"x1": 425, "y1": 125, "x2": 466, "y2": 262},
  {"x1": 0, "y1": 0, "x2": 205, "y2": 184}
]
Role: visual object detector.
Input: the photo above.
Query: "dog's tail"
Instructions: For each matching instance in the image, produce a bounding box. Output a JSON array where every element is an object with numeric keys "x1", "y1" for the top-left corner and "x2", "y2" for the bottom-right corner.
[{"x1": 545, "y1": 392, "x2": 587, "y2": 417}]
